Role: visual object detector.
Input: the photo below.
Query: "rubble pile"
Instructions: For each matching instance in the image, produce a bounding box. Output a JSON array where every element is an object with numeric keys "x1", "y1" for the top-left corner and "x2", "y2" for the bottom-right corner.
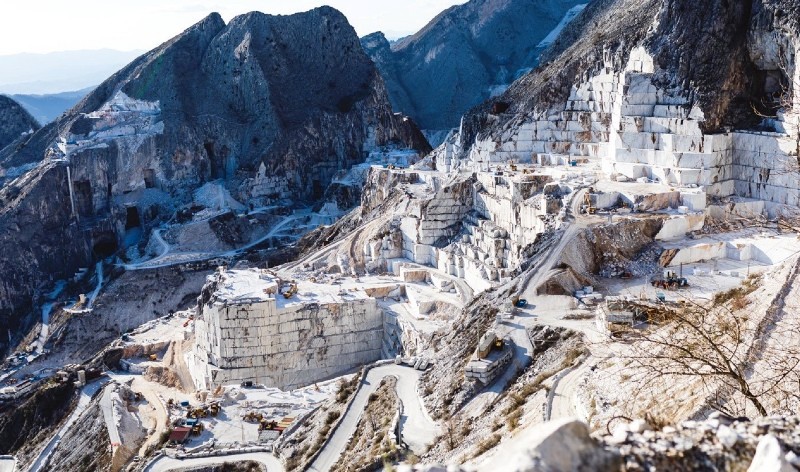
[{"x1": 604, "y1": 414, "x2": 800, "y2": 471}]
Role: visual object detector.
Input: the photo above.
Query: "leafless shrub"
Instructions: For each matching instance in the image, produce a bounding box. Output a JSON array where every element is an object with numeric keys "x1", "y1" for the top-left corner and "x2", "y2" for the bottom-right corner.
[{"x1": 619, "y1": 276, "x2": 800, "y2": 417}]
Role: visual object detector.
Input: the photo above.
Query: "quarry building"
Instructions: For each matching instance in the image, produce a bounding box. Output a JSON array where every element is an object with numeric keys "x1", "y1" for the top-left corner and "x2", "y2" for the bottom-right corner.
[{"x1": 189, "y1": 268, "x2": 384, "y2": 390}]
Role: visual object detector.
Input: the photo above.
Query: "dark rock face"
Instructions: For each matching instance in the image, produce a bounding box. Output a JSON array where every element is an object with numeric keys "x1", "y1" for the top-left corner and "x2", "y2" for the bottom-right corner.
[
  {"x1": 361, "y1": 0, "x2": 587, "y2": 131},
  {"x1": 0, "y1": 95, "x2": 39, "y2": 153},
  {"x1": 0, "y1": 8, "x2": 427, "y2": 354},
  {"x1": 0, "y1": 381, "x2": 76, "y2": 456}
]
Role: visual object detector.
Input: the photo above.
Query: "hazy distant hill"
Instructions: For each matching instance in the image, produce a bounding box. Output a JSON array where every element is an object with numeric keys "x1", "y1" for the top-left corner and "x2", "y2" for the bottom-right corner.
[
  {"x1": 0, "y1": 49, "x2": 143, "y2": 95},
  {"x1": 10, "y1": 87, "x2": 94, "y2": 124}
]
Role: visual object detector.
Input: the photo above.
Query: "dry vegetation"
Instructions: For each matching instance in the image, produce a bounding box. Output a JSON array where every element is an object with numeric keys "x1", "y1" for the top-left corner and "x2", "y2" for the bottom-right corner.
[
  {"x1": 421, "y1": 327, "x2": 586, "y2": 464},
  {"x1": 622, "y1": 271, "x2": 800, "y2": 417},
  {"x1": 175, "y1": 461, "x2": 266, "y2": 472},
  {"x1": 331, "y1": 376, "x2": 401, "y2": 472},
  {"x1": 281, "y1": 371, "x2": 362, "y2": 471}
]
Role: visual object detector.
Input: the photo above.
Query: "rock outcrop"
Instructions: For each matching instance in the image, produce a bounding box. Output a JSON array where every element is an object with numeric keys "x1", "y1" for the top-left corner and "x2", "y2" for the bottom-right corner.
[
  {"x1": 399, "y1": 415, "x2": 800, "y2": 471},
  {"x1": 0, "y1": 7, "x2": 427, "y2": 355},
  {"x1": 0, "y1": 95, "x2": 39, "y2": 153},
  {"x1": 361, "y1": 0, "x2": 588, "y2": 133}
]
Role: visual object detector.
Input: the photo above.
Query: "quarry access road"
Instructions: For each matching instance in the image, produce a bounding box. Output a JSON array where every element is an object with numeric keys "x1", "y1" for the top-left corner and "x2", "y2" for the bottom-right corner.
[
  {"x1": 123, "y1": 213, "x2": 302, "y2": 271},
  {"x1": 520, "y1": 188, "x2": 591, "y2": 301},
  {"x1": 522, "y1": 186, "x2": 597, "y2": 422},
  {"x1": 100, "y1": 384, "x2": 123, "y2": 454},
  {"x1": 461, "y1": 189, "x2": 596, "y2": 418},
  {"x1": 308, "y1": 364, "x2": 438, "y2": 472},
  {"x1": 144, "y1": 452, "x2": 284, "y2": 472},
  {"x1": 134, "y1": 377, "x2": 170, "y2": 458},
  {"x1": 549, "y1": 358, "x2": 593, "y2": 421}
]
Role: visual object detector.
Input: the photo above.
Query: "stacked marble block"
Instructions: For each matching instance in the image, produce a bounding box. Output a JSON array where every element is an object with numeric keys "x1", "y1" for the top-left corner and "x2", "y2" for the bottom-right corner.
[
  {"x1": 603, "y1": 72, "x2": 735, "y2": 196},
  {"x1": 397, "y1": 186, "x2": 472, "y2": 267},
  {"x1": 731, "y1": 131, "x2": 800, "y2": 206},
  {"x1": 192, "y1": 271, "x2": 383, "y2": 390},
  {"x1": 437, "y1": 214, "x2": 508, "y2": 288},
  {"x1": 363, "y1": 229, "x2": 404, "y2": 273},
  {"x1": 249, "y1": 162, "x2": 291, "y2": 204}
]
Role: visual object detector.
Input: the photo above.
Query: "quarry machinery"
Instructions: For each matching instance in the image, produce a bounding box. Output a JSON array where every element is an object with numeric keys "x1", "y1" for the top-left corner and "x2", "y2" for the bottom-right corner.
[
  {"x1": 465, "y1": 330, "x2": 514, "y2": 383},
  {"x1": 651, "y1": 270, "x2": 688, "y2": 290},
  {"x1": 583, "y1": 190, "x2": 597, "y2": 214},
  {"x1": 243, "y1": 411, "x2": 264, "y2": 423},
  {"x1": 283, "y1": 282, "x2": 298, "y2": 299}
]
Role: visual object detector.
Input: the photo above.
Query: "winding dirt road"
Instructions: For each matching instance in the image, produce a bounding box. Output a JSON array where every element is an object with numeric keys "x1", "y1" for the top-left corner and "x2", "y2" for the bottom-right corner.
[{"x1": 307, "y1": 364, "x2": 438, "y2": 472}]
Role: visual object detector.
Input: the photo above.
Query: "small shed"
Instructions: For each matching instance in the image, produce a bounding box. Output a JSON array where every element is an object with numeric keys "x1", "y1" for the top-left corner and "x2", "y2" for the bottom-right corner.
[{"x1": 169, "y1": 427, "x2": 192, "y2": 444}]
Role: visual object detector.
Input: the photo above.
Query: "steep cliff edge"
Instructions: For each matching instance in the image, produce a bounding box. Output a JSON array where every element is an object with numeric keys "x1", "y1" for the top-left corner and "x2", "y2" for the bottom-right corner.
[{"x1": 0, "y1": 7, "x2": 427, "y2": 355}]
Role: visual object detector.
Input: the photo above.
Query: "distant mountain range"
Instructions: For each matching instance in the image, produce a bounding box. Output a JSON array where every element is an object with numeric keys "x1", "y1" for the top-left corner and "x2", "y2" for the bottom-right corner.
[
  {"x1": 0, "y1": 49, "x2": 143, "y2": 95},
  {"x1": 9, "y1": 87, "x2": 94, "y2": 124}
]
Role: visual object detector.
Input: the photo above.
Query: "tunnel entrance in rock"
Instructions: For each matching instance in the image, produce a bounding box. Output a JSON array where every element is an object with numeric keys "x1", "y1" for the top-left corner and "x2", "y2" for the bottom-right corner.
[
  {"x1": 312, "y1": 179, "x2": 323, "y2": 200},
  {"x1": 143, "y1": 169, "x2": 156, "y2": 189},
  {"x1": 205, "y1": 141, "x2": 223, "y2": 179},
  {"x1": 125, "y1": 206, "x2": 141, "y2": 230},
  {"x1": 93, "y1": 233, "x2": 118, "y2": 258},
  {"x1": 73, "y1": 180, "x2": 93, "y2": 216},
  {"x1": 751, "y1": 69, "x2": 789, "y2": 118}
]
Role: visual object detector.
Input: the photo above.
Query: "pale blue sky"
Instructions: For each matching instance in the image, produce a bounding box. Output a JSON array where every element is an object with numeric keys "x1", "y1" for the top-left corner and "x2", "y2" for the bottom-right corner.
[{"x1": 0, "y1": 1, "x2": 465, "y2": 55}]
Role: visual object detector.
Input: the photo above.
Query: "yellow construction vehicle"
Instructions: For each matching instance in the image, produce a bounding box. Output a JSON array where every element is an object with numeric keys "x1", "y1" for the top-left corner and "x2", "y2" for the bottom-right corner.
[
  {"x1": 259, "y1": 419, "x2": 278, "y2": 431},
  {"x1": 283, "y1": 283, "x2": 298, "y2": 299},
  {"x1": 188, "y1": 407, "x2": 209, "y2": 419},
  {"x1": 583, "y1": 191, "x2": 596, "y2": 214},
  {"x1": 148, "y1": 354, "x2": 158, "y2": 361},
  {"x1": 243, "y1": 411, "x2": 264, "y2": 423}
]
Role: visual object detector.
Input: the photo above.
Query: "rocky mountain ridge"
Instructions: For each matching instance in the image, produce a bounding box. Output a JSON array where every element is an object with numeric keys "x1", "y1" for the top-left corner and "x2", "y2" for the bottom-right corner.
[
  {"x1": 456, "y1": 0, "x2": 799, "y2": 150},
  {"x1": 361, "y1": 0, "x2": 587, "y2": 134}
]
